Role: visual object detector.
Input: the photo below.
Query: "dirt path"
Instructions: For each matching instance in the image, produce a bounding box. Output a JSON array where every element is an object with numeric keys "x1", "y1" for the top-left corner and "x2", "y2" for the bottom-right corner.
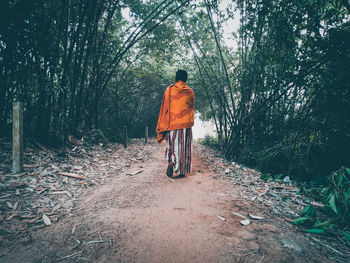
[
  {"x1": 85, "y1": 146, "x2": 239, "y2": 263},
  {"x1": 1, "y1": 143, "x2": 338, "y2": 263}
]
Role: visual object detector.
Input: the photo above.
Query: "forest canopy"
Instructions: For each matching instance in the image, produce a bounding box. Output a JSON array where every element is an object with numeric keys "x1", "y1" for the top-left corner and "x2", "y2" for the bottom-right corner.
[{"x1": 1, "y1": 0, "x2": 349, "y2": 181}]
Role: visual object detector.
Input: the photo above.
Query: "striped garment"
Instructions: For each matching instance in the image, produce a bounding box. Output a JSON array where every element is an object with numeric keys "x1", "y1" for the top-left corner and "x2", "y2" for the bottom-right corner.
[{"x1": 165, "y1": 128, "x2": 192, "y2": 175}]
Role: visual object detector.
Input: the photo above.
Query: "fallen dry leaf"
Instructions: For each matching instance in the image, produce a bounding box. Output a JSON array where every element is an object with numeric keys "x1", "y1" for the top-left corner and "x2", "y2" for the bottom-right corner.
[
  {"x1": 57, "y1": 172, "x2": 87, "y2": 180},
  {"x1": 248, "y1": 214, "x2": 265, "y2": 220},
  {"x1": 42, "y1": 214, "x2": 51, "y2": 226},
  {"x1": 240, "y1": 219, "x2": 251, "y2": 226},
  {"x1": 217, "y1": 215, "x2": 226, "y2": 221},
  {"x1": 231, "y1": 211, "x2": 247, "y2": 220}
]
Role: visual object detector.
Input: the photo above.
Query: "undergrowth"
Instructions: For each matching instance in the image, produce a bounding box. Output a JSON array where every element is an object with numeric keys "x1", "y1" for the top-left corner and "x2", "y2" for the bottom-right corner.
[
  {"x1": 200, "y1": 136, "x2": 350, "y2": 244},
  {"x1": 199, "y1": 135, "x2": 220, "y2": 150},
  {"x1": 291, "y1": 167, "x2": 350, "y2": 244},
  {"x1": 261, "y1": 167, "x2": 350, "y2": 244}
]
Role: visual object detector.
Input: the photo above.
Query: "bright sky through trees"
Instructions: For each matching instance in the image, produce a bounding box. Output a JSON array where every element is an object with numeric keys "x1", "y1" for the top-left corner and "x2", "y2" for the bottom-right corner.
[{"x1": 219, "y1": 0, "x2": 240, "y2": 50}]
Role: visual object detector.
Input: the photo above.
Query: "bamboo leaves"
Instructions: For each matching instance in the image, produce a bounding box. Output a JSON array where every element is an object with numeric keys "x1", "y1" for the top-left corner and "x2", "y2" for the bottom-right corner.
[
  {"x1": 329, "y1": 194, "x2": 338, "y2": 214},
  {"x1": 292, "y1": 217, "x2": 309, "y2": 225},
  {"x1": 288, "y1": 168, "x2": 350, "y2": 242},
  {"x1": 1, "y1": 0, "x2": 191, "y2": 141},
  {"x1": 304, "y1": 228, "x2": 325, "y2": 234}
]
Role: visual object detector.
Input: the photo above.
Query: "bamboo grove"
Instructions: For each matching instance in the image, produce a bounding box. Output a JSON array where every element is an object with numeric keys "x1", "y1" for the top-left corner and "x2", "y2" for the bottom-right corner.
[
  {"x1": 1, "y1": 0, "x2": 350, "y2": 180},
  {"x1": 0, "y1": 0, "x2": 191, "y2": 143},
  {"x1": 187, "y1": 0, "x2": 350, "y2": 180}
]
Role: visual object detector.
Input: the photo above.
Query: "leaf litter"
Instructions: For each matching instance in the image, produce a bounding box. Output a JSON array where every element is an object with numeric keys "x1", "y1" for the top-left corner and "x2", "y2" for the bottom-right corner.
[
  {"x1": 194, "y1": 143, "x2": 350, "y2": 261},
  {"x1": 0, "y1": 137, "x2": 153, "y2": 254}
]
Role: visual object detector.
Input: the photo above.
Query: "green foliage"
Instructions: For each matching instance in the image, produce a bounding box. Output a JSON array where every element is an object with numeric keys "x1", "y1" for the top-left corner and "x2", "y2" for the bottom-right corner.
[
  {"x1": 0, "y1": 0, "x2": 191, "y2": 145},
  {"x1": 339, "y1": 231, "x2": 350, "y2": 243},
  {"x1": 238, "y1": 150, "x2": 263, "y2": 168},
  {"x1": 195, "y1": 0, "x2": 350, "y2": 183},
  {"x1": 102, "y1": 127, "x2": 123, "y2": 143},
  {"x1": 85, "y1": 129, "x2": 109, "y2": 146},
  {"x1": 292, "y1": 217, "x2": 310, "y2": 225},
  {"x1": 329, "y1": 194, "x2": 338, "y2": 214},
  {"x1": 199, "y1": 135, "x2": 220, "y2": 150},
  {"x1": 301, "y1": 204, "x2": 315, "y2": 218},
  {"x1": 313, "y1": 220, "x2": 331, "y2": 229},
  {"x1": 272, "y1": 173, "x2": 284, "y2": 180},
  {"x1": 304, "y1": 228, "x2": 325, "y2": 234},
  {"x1": 291, "y1": 167, "x2": 350, "y2": 241},
  {"x1": 259, "y1": 172, "x2": 284, "y2": 181},
  {"x1": 260, "y1": 173, "x2": 271, "y2": 181}
]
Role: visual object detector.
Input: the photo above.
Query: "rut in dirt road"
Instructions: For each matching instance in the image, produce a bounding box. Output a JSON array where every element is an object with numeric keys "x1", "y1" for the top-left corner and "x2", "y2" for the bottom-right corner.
[{"x1": 1, "y1": 142, "x2": 341, "y2": 263}]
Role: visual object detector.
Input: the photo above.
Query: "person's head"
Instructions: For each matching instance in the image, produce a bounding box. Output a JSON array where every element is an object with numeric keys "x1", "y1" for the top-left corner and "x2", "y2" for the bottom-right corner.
[{"x1": 175, "y1": 70, "x2": 188, "y2": 82}]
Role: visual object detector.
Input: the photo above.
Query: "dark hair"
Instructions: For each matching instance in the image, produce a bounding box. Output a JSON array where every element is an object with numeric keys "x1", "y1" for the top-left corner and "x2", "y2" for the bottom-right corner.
[{"x1": 175, "y1": 70, "x2": 188, "y2": 82}]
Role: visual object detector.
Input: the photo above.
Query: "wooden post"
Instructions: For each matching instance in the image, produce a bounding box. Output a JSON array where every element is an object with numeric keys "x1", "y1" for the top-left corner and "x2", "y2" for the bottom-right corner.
[
  {"x1": 124, "y1": 125, "x2": 128, "y2": 148},
  {"x1": 145, "y1": 125, "x2": 148, "y2": 143},
  {"x1": 12, "y1": 102, "x2": 23, "y2": 173}
]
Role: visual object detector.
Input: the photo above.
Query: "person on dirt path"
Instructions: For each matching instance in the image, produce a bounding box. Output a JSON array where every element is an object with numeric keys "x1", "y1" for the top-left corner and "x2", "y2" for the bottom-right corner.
[{"x1": 156, "y1": 70, "x2": 195, "y2": 178}]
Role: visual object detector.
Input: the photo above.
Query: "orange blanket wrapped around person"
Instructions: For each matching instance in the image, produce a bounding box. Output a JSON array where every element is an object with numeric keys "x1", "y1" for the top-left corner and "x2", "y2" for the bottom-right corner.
[{"x1": 156, "y1": 80, "x2": 194, "y2": 143}]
